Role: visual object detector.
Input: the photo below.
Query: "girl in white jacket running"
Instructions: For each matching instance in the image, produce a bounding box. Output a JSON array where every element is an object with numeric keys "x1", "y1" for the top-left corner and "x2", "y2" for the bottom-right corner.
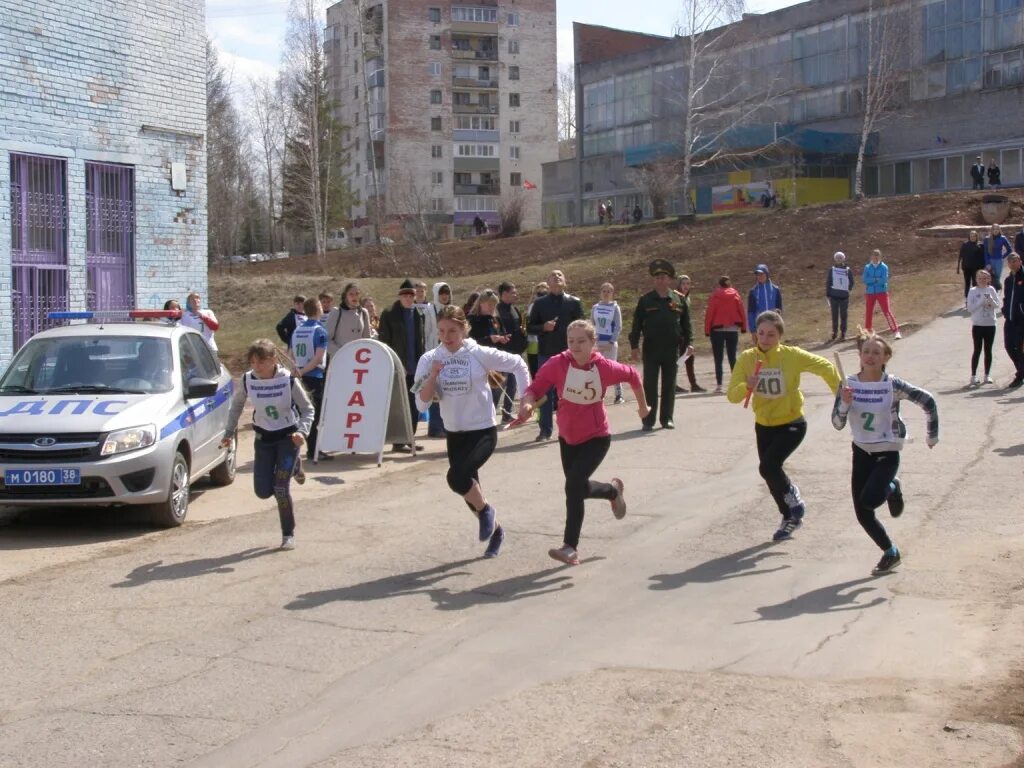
[{"x1": 414, "y1": 305, "x2": 530, "y2": 558}]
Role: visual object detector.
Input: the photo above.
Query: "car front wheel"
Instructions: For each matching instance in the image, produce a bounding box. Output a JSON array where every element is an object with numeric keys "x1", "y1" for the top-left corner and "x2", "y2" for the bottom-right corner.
[{"x1": 150, "y1": 451, "x2": 190, "y2": 527}]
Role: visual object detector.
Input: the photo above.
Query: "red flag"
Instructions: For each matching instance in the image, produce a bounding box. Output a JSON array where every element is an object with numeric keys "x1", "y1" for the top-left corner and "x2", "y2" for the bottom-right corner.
[{"x1": 523, "y1": 179, "x2": 537, "y2": 190}]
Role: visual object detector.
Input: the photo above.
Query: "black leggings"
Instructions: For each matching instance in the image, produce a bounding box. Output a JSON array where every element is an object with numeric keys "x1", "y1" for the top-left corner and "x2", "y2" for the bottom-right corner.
[
  {"x1": 962, "y1": 267, "x2": 979, "y2": 298},
  {"x1": 851, "y1": 444, "x2": 899, "y2": 551},
  {"x1": 971, "y1": 325, "x2": 995, "y2": 376},
  {"x1": 445, "y1": 427, "x2": 497, "y2": 496},
  {"x1": 559, "y1": 436, "x2": 617, "y2": 549},
  {"x1": 709, "y1": 330, "x2": 738, "y2": 385},
  {"x1": 754, "y1": 420, "x2": 807, "y2": 517}
]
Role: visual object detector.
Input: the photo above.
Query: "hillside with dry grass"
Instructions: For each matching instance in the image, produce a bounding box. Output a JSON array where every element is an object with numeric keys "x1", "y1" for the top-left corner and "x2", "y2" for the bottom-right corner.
[{"x1": 211, "y1": 189, "x2": 1024, "y2": 372}]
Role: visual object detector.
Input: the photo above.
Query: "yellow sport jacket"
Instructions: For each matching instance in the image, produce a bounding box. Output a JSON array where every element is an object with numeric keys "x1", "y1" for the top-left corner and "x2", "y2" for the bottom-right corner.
[{"x1": 727, "y1": 344, "x2": 841, "y2": 426}]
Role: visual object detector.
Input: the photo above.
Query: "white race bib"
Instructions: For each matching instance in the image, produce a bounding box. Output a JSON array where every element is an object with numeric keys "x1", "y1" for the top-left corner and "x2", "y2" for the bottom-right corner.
[
  {"x1": 755, "y1": 367, "x2": 786, "y2": 400},
  {"x1": 848, "y1": 377, "x2": 894, "y2": 444},
  {"x1": 831, "y1": 266, "x2": 850, "y2": 292},
  {"x1": 562, "y1": 364, "x2": 602, "y2": 405}
]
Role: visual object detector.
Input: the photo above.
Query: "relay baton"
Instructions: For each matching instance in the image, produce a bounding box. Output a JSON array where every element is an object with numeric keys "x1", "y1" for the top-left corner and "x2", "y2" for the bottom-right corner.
[
  {"x1": 743, "y1": 360, "x2": 763, "y2": 408},
  {"x1": 833, "y1": 352, "x2": 847, "y2": 383},
  {"x1": 503, "y1": 395, "x2": 548, "y2": 430}
]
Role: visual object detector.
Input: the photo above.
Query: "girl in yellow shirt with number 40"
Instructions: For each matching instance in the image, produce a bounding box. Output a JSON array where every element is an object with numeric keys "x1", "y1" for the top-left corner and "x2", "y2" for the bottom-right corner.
[{"x1": 728, "y1": 311, "x2": 842, "y2": 542}]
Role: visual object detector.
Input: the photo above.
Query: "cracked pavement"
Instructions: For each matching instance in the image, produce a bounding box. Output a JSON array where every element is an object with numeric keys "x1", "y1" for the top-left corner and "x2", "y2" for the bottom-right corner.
[{"x1": 1, "y1": 307, "x2": 1023, "y2": 767}]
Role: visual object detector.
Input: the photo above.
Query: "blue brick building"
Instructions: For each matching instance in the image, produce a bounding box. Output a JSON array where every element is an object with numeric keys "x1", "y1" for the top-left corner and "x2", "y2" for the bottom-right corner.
[{"x1": 0, "y1": 0, "x2": 207, "y2": 366}]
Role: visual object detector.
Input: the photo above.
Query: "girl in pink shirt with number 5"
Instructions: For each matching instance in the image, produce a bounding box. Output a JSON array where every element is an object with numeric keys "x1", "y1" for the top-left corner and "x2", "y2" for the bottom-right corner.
[{"x1": 518, "y1": 320, "x2": 650, "y2": 565}]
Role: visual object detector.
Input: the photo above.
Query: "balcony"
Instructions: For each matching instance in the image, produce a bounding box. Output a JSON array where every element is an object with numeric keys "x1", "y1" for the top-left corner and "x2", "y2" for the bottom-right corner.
[
  {"x1": 455, "y1": 183, "x2": 500, "y2": 195},
  {"x1": 452, "y1": 76, "x2": 498, "y2": 89},
  {"x1": 451, "y1": 48, "x2": 498, "y2": 62},
  {"x1": 453, "y1": 103, "x2": 498, "y2": 115}
]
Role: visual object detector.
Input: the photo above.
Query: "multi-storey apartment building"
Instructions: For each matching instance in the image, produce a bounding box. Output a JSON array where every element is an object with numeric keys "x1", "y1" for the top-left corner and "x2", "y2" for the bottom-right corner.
[
  {"x1": 544, "y1": 0, "x2": 1024, "y2": 225},
  {"x1": 0, "y1": 0, "x2": 207, "y2": 364},
  {"x1": 326, "y1": 0, "x2": 558, "y2": 243}
]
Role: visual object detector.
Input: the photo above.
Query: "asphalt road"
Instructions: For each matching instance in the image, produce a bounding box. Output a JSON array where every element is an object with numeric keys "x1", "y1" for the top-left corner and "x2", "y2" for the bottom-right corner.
[{"x1": 1, "y1": 306, "x2": 1022, "y2": 767}]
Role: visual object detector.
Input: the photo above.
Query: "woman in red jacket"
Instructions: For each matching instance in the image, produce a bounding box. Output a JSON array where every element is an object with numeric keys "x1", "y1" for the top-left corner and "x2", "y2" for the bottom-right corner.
[
  {"x1": 517, "y1": 320, "x2": 649, "y2": 565},
  {"x1": 703, "y1": 276, "x2": 747, "y2": 393}
]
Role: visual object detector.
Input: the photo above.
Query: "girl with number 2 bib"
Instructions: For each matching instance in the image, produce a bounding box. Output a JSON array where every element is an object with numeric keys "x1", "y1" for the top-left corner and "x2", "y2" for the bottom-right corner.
[
  {"x1": 832, "y1": 330, "x2": 938, "y2": 575},
  {"x1": 728, "y1": 311, "x2": 841, "y2": 542}
]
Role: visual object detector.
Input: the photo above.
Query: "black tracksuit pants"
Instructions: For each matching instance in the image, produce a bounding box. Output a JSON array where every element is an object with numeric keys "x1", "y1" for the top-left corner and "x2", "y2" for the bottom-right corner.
[
  {"x1": 851, "y1": 444, "x2": 899, "y2": 551},
  {"x1": 559, "y1": 436, "x2": 616, "y2": 549},
  {"x1": 643, "y1": 355, "x2": 677, "y2": 427}
]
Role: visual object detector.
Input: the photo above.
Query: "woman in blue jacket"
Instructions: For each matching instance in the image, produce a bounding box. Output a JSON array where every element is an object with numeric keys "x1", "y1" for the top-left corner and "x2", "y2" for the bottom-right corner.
[
  {"x1": 863, "y1": 249, "x2": 901, "y2": 339},
  {"x1": 982, "y1": 224, "x2": 1013, "y2": 290}
]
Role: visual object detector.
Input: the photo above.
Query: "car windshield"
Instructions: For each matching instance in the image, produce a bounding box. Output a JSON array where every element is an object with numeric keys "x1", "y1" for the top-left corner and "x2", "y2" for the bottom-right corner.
[{"x1": 0, "y1": 336, "x2": 174, "y2": 395}]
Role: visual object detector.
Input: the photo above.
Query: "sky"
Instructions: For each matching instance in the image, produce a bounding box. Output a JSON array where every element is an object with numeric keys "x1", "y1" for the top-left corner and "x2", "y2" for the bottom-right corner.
[{"x1": 207, "y1": 0, "x2": 806, "y2": 91}]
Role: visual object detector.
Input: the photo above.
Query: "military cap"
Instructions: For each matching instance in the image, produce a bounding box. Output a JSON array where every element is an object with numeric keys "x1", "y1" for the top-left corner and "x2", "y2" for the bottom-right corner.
[{"x1": 649, "y1": 259, "x2": 676, "y2": 278}]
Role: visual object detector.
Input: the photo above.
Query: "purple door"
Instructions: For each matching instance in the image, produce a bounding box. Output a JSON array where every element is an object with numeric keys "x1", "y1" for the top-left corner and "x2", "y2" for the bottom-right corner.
[
  {"x1": 85, "y1": 162, "x2": 135, "y2": 312},
  {"x1": 10, "y1": 153, "x2": 69, "y2": 351}
]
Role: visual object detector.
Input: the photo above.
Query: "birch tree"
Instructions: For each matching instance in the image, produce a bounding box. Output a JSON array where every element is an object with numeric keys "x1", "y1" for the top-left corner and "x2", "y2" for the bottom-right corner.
[
  {"x1": 672, "y1": 0, "x2": 780, "y2": 211},
  {"x1": 557, "y1": 64, "x2": 577, "y2": 159},
  {"x1": 281, "y1": 0, "x2": 353, "y2": 262},
  {"x1": 852, "y1": 0, "x2": 913, "y2": 200},
  {"x1": 248, "y1": 75, "x2": 285, "y2": 253}
]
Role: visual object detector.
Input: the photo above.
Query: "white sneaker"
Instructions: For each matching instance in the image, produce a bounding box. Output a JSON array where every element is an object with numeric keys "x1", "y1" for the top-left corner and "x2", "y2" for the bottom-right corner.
[
  {"x1": 984, "y1": 374, "x2": 994, "y2": 384},
  {"x1": 280, "y1": 536, "x2": 295, "y2": 550},
  {"x1": 610, "y1": 478, "x2": 627, "y2": 519},
  {"x1": 970, "y1": 375, "x2": 979, "y2": 387},
  {"x1": 714, "y1": 384, "x2": 724, "y2": 393},
  {"x1": 893, "y1": 331, "x2": 902, "y2": 340}
]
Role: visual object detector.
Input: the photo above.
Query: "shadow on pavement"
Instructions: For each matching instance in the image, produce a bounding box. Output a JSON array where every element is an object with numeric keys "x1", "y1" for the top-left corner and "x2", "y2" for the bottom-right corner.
[
  {"x1": 994, "y1": 444, "x2": 1024, "y2": 457},
  {"x1": 739, "y1": 576, "x2": 886, "y2": 623},
  {"x1": 648, "y1": 542, "x2": 789, "y2": 591},
  {"x1": 111, "y1": 547, "x2": 278, "y2": 587},
  {"x1": 0, "y1": 505, "x2": 154, "y2": 550},
  {"x1": 285, "y1": 559, "x2": 582, "y2": 612}
]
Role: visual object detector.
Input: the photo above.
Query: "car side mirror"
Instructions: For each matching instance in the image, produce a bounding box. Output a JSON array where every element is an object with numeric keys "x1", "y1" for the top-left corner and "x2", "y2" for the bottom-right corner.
[{"x1": 186, "y1": 377, "x2": 218, "y2": 399}]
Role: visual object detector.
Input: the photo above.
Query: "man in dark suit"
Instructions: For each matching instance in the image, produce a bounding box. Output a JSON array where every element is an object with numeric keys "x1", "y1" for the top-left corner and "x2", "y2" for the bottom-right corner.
[
  {"x1": 970, "y1": 156, "x2": 986, "y2": 190},
  {"x1": 526, "y1": 269, "x2": 584, "y2": 440},
  {"x1": 378, "y1": 279, "x2": 426, "y2": 451}
]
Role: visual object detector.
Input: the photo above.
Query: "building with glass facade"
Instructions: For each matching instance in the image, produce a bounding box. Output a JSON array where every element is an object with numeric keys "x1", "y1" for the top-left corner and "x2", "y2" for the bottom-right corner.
[{"x1": 544, "y1": 0, "x2": 1024, "y2": 225}]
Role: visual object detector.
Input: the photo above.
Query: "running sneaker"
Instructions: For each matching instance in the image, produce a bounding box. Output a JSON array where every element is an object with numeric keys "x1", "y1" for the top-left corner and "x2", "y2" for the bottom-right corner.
[
  {"x1": 613, "y1": 395, "x2": 625, "y2": 405},
  {"x1": 969, "y1": 375, "x2": 980, "y2": 387},
  {"x1": 714, "y1": 384, "x2": 724, "y2": 394},
  {"x1": 783, "y1": 484, "x2": 805, "y2": 520},
  {"x1": 984, "y1": 374, "x2": 994, "y2": 384},
  {"x1": 887, "y1": 477, "x2": 905, "y2": 518},
  {"x1": 772, "y1": 517, "x2": 802, "y2": 541},
  {"x1": 293, "y1": 458, "x2": 306, "y2": 485},
  {"x1": 478, "y1": 504, "x2": 496, "y2": 541},
  {"x1": 483, "y1": 525, "x2": 505, "y2": 558},
  {"x1": 548, "y1": 545, "x2": 580, "y2": 565},
  {"x1": 610, "y1": 478, "x2": 627, "y2": 519},
  {"x1": 280, "y1": 536, "x2": 296, "y2": 551},
  {"x1": 893, "y1": 331, "x2": 902, "y2": 340},
  {"x1": 872, "y1": 550, "x2": 901, "y2": 574}
]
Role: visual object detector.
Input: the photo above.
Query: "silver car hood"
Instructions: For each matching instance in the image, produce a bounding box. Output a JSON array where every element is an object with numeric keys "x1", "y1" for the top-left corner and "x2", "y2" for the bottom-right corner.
[{"x1": 0, "y1": 393, "x2": 171, "y2": 435}]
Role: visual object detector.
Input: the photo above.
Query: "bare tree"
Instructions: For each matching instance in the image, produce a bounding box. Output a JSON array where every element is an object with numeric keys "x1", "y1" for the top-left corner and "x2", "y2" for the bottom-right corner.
[
  {"x1": 498, "y1": 190, "x2": 527, "y2": 237},
  {"x1": 853, "y1": 0, "x2": 913, "y2": 200},
  {"x1": 672, "y1": 0, "x2": 780, "y2": 211},
  {"x1": 281, "y1": 0, "x2": 353, "y2": 262},
  {"x1": 628, "y1": 158, "x2": 681, "y2": 220},
  {"x1": 557, "y1": 64, "x2": 576, "y2": 159},
  {"x1": 248, "y1": 75, "x2": 285, "y2": 253},
  {"x1": 206, "y1": 38, "x2": 250, "y2": 264},
  {"x1": 390, "y1": 170, "x2": 444, "y2": 276}
]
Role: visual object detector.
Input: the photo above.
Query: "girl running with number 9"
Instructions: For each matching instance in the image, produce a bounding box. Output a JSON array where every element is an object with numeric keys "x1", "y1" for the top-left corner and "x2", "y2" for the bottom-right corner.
[{"x1": 727, "y1": 311, "x2": 841, "y2": 542}]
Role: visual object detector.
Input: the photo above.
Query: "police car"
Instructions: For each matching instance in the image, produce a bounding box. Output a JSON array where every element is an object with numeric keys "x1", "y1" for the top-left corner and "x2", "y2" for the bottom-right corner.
[{"x1": 0, "y1": 310, "x2": 236, "y2": 526}]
